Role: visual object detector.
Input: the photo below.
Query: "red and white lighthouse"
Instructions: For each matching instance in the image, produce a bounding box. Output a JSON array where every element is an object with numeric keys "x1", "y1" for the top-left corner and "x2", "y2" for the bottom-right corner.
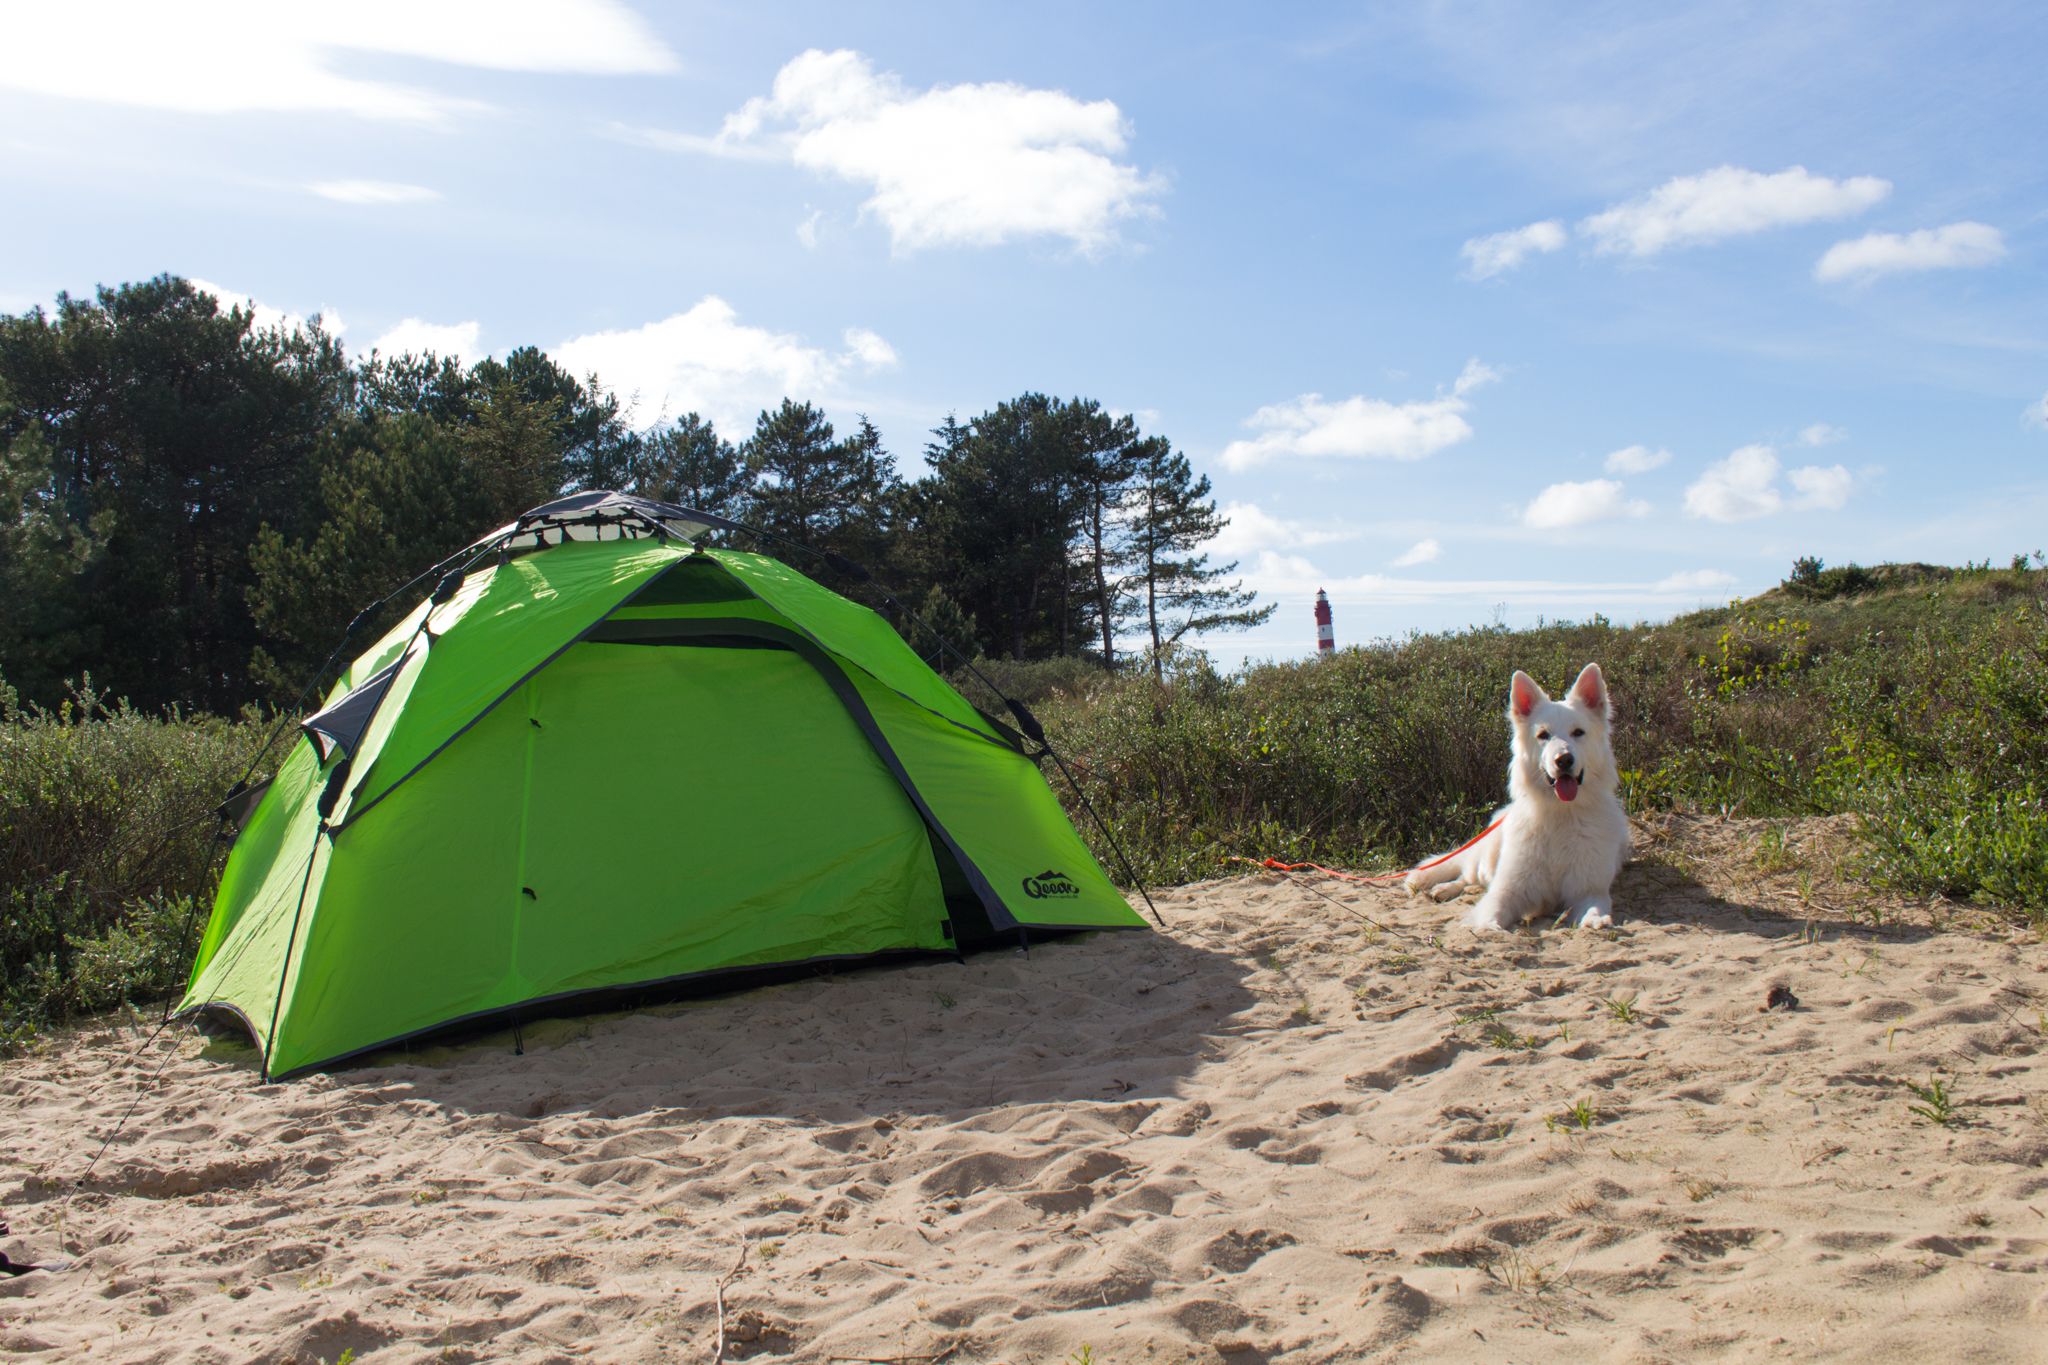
[{"x1": 1314, "y1": 589, "x2": 1335, "y2": 656}]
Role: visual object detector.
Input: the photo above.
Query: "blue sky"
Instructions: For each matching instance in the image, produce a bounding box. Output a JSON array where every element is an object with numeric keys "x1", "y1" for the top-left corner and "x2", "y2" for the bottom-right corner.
[{"x1": 4, "y1": 2, "x2": 2044, "y2": 662}]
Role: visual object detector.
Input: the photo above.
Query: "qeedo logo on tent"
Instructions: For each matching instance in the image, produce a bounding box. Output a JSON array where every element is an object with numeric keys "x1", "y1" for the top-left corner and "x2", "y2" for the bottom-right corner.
[{"x1": 1021, "y1": 869, "x2": 1081, "y2": 900}]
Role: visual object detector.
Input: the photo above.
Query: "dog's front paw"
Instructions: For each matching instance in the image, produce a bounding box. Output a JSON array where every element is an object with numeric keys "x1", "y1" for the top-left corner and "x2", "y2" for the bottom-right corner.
[
  {"x1": 1462, "y1": 902, "x2": 1514, "y2": 933},
  {"x1": 1428, "y1": 881, "x2": 1468, "y2": 903},
  {"x1": 1573, "y1": 901, "x2": 1615, "y2": 929}
]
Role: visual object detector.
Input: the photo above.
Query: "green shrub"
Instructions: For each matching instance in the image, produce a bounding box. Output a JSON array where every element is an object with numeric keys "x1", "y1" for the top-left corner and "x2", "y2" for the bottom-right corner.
[
  {"x1": 948, "y1": 654, "x2": 1116, "y2": 708},
  {"x1": 1039, "y1": 569, "x2": 2047, "y2": 920},
  {"x1": 1808, "y1": 603, "x2": 2048, "y2": 916},
  {"x1": 0, "y1": 679, "x2": 266, "y2": 1049}
]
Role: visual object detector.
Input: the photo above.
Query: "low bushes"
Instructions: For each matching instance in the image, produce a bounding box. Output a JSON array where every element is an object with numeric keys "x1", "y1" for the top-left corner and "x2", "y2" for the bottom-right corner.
[
  {"x1": 0, "y1": 678, "x2": 266, "y2": 1049},
  {"x1": 1034, "y1": 565, "x2": 2047, "y2": 918}
]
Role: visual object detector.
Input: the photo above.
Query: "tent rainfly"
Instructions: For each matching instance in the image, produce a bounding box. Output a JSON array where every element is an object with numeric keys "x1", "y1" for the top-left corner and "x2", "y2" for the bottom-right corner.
[{"x1": 180, "y1": 493, "x2": 1146, "y2": 1078}]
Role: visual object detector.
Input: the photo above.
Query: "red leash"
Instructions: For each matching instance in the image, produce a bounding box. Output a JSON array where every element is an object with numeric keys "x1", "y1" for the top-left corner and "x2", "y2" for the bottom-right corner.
[{"x1": 1230, "y1": 817, "x2": 1503, "y2": 886}]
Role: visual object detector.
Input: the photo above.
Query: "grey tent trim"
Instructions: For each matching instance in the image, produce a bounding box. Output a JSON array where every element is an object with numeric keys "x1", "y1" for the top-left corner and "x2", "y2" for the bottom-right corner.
[{"x1": 301, "y1": 658, "x2": 405, "y2": 763}]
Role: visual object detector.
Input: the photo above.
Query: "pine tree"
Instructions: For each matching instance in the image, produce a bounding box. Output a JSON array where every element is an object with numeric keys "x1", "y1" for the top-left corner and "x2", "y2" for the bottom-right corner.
[
  {"x1": 470, "y1": 347, "x2": 637, "y2": 493},
  {"x1": 632, "y1": 413, "x2": 746, "y2": 523},
  {"x1": 899, "y1": 582, "x2": 981, "y2": 669},
  {"x1": 742, "y1": 400, "x2": 899, "y2": 571},
  {"x1": 0, "y1": 275, "x2": 349, "y2": 709},
  {"x1": 918, "y1": 395, "x2": 1082, "y2": 661},
  {"x1": 836, "y1": 416, "x2": 900, "y2": 570},
  {"x1": 460, "y1": 380, "x2": 572, "y2": 518},
  {"x1": 1127, "y1": 437, "x2": 1274, "y2": 679},
  {"x1": 246, "y1": 413, "x2": 472, "y2": 695},
  {"x1": 1059, "y1": 400, "x2": 1141, "y2": 668},
  {"x1": 875, "y1": 415, "x2": 962, "y2": 629}
]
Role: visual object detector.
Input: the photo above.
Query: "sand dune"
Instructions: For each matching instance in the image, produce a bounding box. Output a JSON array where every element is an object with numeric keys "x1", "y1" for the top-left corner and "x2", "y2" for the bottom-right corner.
[{"x1": 4, "y1": 816, "x2": 2045, "y2": 1362}]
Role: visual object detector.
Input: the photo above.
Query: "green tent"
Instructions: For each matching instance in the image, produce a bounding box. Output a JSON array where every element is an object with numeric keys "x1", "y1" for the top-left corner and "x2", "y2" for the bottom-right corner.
[{"x1": 181, "y1": 494, "x2": 1145, "y2": 1078}]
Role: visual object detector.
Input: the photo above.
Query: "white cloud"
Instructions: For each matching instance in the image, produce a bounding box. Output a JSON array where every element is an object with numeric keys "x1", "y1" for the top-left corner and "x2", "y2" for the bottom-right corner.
[
  {"x1": 1460, "y1": 219, "x2": 1567, "y2": 280},
  {"x1": 1521, "y1": 478, "x2": 1650, "y2": 529},
  {"x1": 1391, "y1": 538, "x2": 1441, "y2": 568},
  {"x1": 1683, "y1": 445, "x2": 1784, "y2": 521},
  {"x1": 1603, "y1": 444, "x2": 1671, "y2": 474},
  {"x1": 1683, "y1": 444, "x2": 1856, "y2": 521},
  {"x1": 555, "y1": 296, "x2": 896, "y2": 433},
  {"x1": 796, "y1": 210, "x2": 823, "y2": 250},
  {"x1": 368, "y1": 318, "x2": 480, "y2": 361},
  {"x1": 841, "y1": 326, "x2": 898, "y2": 369},
  {"x1": 1450, "y1": 358, "x2": 1500, "y2": 396},
  {"x1": 1654, "y1": 569, "x2": 1737, "y2": 593},
  {"x1": 1814, "y1": 222, "x2": 2006, "y2": 283},
  {"x1": 1204, "y1": 502, "x2": 1351, "y2": 562},
  {"x1": 1219, "y1": 361, "x2": 1497, "y2": 472},
  {"x1": 673, "y1": 48, "x2": 1164, "y2": 254},
  {"x1": 1797, "y1": 422, "x2": 1846, "y2": 447},
  {"x1": 1242, "y1": 550, "x2": 1325, "y2": 591},
  {"x1": 1580, "y1": 165, "x2": 1890, "y2": 257},
  {"x1": 2029, "y1": 393, "x2": 2048, "y2": 430},
  {"x1": 1787, "y1": 463, "x2": 1854, "y2": 510},
  {"x1": 308, "y1": 180, "x2": 441, "y2": 205},
  {"x1": 188, "y1": 278, "x2": 343, "y2": 337},
  {"x1": 0, "y1": 2, "x2": 675, "y2": 122}
]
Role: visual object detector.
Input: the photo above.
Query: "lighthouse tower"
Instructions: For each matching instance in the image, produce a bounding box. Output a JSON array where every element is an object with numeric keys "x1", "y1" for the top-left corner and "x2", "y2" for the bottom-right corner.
[{"x1": 1314, "y1": 589, "x2": 1335, "y2": 657}]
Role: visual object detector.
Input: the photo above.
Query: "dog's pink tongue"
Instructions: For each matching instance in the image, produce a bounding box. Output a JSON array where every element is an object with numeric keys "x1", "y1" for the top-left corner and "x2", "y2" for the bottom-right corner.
[{"x1": 1554, "y1": 775, "x2": 1580, "y2": 802}]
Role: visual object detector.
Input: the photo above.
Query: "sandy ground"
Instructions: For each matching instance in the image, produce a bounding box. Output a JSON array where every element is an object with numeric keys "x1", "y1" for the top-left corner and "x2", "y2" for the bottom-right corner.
[{"x1": 4, "y1": 815, "x2": 2046, "y2": 1364}]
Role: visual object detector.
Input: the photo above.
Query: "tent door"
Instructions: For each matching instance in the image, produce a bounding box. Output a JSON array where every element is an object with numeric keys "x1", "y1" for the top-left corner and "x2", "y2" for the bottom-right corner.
[{"x1": 510, "y1": 640, "x2": 954, "y2": 995}]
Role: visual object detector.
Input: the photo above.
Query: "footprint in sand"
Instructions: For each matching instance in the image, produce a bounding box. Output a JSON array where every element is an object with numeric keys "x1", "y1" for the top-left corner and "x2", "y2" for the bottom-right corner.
[
  {"x1": 1170, "y1": 1296, "x2": 1256, "y2": 1338},
  {"x1": 1482, "y1": 1213, "x2": 1564, "y2": 1246},
  {"x1": 1221, "y1": 1125, "x2": 1323, "y2": 1165},
  {"x1": 1356, "y1": 1273, "x2": 1434, "y2": 1344},
  {"x1": 1202, "y1": 1228, "x2": 1297, "y2": 1272},
  {"x1": 1020, "y1": 1150, "x2": 1136, "y2": 1214},
  {"x1": 1665, "y1": 1226, "x2": 1774, "y2": 1260},
  {"x1": 1345, "y1": 1040, "x2": 1463, "y2": 1091}
]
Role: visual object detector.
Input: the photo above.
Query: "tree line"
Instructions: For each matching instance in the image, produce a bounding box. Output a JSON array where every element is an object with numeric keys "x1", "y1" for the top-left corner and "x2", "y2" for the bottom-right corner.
[{"x1": 0, "y1": 275, "x2": 1270, "y2": 714}]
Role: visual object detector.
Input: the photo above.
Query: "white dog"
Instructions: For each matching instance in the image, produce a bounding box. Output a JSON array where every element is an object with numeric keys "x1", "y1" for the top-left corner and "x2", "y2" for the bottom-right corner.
[{"x1": 1404, "y1": 663, "x2": 1630, "y2": 932}]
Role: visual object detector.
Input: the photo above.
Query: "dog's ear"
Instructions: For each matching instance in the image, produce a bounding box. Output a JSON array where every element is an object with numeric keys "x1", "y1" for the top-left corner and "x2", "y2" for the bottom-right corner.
[
  {"x1": 1509, "y1": 670, "x2": 1545, "y2": 719},
  {"x1": 1569, "y1": 663, "x2": 1610, "y2": 718}
]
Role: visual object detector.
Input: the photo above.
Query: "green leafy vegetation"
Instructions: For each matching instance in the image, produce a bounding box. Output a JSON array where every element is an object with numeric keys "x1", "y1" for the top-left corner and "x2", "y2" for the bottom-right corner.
[
  {"x1": 1546, "y1": 1098, "x2": 1600, "y2": 1133},
  {"x1": 1905, "y1": 1075, "x2": 1959, "y2": 1128},
  {"x1": 1481, "y1": 1021, "x2": 1542, "y2": 1052},
  {"x1": 0, "y1": 679, "x2": 262, "y2": 1051},
  {"x1": 1024, "y1": 559, "x2": 2047, "y2": 920}
]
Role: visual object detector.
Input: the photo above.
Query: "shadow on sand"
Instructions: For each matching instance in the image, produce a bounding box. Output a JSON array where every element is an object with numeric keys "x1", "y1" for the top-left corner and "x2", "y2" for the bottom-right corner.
[
  {"x1": 1616, "y1": 854, "x2": 1961, "y2": 951},
  {"x1": 201, "y1": 926, "x2": 1259, "y2": 1127}
]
